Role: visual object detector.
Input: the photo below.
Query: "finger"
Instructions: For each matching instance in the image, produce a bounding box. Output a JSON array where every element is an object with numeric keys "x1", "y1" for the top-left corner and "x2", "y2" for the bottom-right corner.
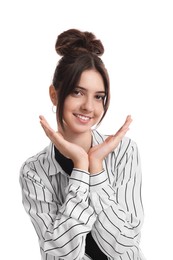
[
  {"x1": 39, "y1": 115, "x2": 53, "y2": 130},
  {"x1": 105, "y1": 115, "x2": 132, "y2": 142},
  {"x1": 39, "y1": 115, "x2": 50, "y2": 127},
  {"x1": 116, "y1": 115, "x2": 132, "y2": 134},
  {"x1": 109, "y1": 116, "x2": 132, "y2": 144},
  {"x1": 105, "y1": 128, "x2": 129, "y2": 145},
  {"x1": 39, "y1": 115, "x2": 55, "y2": 137},
  {"x1": 39, "y1": 115, "x2": 51, "y2": 127},
  {"x1": 39, "y1": 115, "x2": 66, "y2": 149},
  {"x1": 122, "y1": 115, "x2": 132, "y2": 129},
  {"x1": 112, "y1": 129, "x2": 129, "y2": 143}
]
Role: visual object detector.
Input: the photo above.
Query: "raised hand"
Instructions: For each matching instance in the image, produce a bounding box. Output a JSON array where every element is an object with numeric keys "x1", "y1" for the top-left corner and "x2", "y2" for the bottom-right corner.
[
  {"x1": 39, "y1": 116, "x2": 89, "y2": 171},
  {"x1": 39, "y1": 115, "x2": 132, "y2": 174},
  {"x1": 88, "y1": 115, "x2": 132, "y2": 173}
]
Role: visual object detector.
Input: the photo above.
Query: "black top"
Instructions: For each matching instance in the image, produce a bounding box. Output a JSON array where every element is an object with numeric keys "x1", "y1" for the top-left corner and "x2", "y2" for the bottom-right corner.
[{"x1": 54, "y1": 146, "x2": 107, "y2": 260}]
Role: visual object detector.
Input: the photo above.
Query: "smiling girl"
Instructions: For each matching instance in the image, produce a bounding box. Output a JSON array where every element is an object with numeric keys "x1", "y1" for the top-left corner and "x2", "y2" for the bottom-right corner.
[{"x1": 19, "y1": 29, "x2": 145, "y2": 260}]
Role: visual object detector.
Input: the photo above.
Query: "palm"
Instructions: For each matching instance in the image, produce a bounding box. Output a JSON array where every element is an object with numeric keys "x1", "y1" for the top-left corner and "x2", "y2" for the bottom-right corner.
[
  {"x1": 39, "y1": 116, "x2": 87, "y2": 162},
  {"x1": 88, "y1": 115, "x2": 132, "y2": 161}
]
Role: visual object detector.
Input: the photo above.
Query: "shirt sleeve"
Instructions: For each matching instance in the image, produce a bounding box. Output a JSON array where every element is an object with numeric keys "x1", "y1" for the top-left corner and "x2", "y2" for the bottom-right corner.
[
  {"x1": 19, "y1": 163, "x2": 96, "y2": 259},
  {"x1": 89, "y1": 141, "x2": 144, "y2": 258}
]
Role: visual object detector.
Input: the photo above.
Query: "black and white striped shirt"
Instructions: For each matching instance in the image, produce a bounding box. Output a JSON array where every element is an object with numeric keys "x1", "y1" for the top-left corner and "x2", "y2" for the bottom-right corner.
[{"x1": 19, "y1": 130, "x2": 145, "y2": 260}]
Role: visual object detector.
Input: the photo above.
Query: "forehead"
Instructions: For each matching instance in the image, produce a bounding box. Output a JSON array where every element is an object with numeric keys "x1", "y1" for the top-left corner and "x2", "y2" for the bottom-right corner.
[{"x1": 78, "y1": 69, "x2": 105, "y2": 91}]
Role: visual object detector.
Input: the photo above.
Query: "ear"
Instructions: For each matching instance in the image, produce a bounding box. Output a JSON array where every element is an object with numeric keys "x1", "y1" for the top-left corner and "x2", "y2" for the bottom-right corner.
[{"x1": 49, "y1": 85, "x2": 58, "y2": 106}]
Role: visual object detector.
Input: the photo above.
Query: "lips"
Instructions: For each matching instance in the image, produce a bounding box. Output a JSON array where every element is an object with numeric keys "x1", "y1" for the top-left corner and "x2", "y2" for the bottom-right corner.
[{"x1": 73, "y1": 113, "x2": 92, "y2": 121}]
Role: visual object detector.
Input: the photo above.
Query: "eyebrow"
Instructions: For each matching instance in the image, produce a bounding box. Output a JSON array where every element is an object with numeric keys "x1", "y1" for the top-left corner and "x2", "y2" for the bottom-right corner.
[{"x1": 76, "y1": 86, "x2": 106, "y2": 94}]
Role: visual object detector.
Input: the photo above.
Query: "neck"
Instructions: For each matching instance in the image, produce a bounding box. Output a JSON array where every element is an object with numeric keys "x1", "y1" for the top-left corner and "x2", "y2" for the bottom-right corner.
[{"x1": 58, "y1": 126, "x2": 92, "y2": 153}]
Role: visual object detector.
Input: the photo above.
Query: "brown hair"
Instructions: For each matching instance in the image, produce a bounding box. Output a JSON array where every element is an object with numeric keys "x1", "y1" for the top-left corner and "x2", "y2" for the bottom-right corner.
[{"x1": 52, "y1": 29, "x2": 110, "y2": 128}]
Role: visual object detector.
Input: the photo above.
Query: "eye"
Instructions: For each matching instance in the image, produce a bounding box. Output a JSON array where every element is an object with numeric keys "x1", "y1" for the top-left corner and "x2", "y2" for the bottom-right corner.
[
  {"x1": 71, "y1": 89, "x2": 83, "y2": 96},
  {"x1": 95, "y1": 95, "x2": 105, "y2": 101}
]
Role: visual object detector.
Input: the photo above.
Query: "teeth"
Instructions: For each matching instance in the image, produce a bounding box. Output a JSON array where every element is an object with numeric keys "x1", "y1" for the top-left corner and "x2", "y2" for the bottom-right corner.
[{"x1": 76, "y1": 114, "x2": 90, "y2": 121}]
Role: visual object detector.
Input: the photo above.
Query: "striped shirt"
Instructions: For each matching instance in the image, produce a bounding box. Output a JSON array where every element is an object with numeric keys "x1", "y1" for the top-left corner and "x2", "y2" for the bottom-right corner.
[{"x1": 19, "y1": 130, "x2": 146, "y2": 260}]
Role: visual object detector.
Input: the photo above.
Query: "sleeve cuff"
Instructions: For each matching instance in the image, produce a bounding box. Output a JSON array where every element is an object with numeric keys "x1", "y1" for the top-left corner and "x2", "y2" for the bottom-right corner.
[
  {"x1": 69, "y1": 168, "x2": 90, "y2": 189},
  {"x1": 89, "y1": 169, "x2": 108, "y2": 192}
]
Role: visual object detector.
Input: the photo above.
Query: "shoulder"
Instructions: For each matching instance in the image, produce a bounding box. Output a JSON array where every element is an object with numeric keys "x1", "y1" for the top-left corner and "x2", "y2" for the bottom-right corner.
[
  {"x1": 19, "y1": 143, "x2": 58, "y2": 198},
  {"x1": 21, "y1": 145, "x2": 49, "y2": 166},
  {"x1": 19, "y1": 143, "x2": 56, "y2": 177}
]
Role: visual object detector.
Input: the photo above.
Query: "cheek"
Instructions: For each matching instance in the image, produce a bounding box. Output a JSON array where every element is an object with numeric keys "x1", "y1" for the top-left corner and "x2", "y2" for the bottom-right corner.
[
  {"x1": 96, "y1": 103, "x2": 104, "y2": 114},
  {"x1": 63, "y1": 98, "x2": 73, "y2": 110},
  {"x1": 63, "y1": 98, "x2": 78, "y2": 114}
]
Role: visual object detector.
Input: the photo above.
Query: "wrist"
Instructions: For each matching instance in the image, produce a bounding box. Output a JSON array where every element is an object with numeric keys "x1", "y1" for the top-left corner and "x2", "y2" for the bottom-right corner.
[
  {"x1": 73, "y1": 156, "x2": 89, "y2": 171},
  {"x1": 89, "y1": 159, "x2": 103, "y2": 174}
]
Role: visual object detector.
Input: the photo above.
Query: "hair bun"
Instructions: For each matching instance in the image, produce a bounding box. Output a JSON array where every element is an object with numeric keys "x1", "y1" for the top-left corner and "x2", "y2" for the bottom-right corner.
[{"x1": 55, "y1": 29, "x2": 104, "y2": 56}]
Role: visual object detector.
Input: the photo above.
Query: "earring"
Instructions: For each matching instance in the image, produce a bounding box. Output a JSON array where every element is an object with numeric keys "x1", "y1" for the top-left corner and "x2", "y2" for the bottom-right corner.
[{"x1": 52, "y1": 105, "x2": 57, "y2": 113}]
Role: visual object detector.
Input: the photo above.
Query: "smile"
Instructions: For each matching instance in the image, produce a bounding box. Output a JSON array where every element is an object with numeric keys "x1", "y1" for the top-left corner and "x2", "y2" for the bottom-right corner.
[{"x1": 74, "y1": 114, "x2": 92, "y2": 121}]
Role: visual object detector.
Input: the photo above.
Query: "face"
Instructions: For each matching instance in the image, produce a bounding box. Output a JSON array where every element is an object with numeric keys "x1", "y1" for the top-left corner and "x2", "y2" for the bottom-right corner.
[{"x1": 61, "y1": 69, "x2": 105, "y2": 135}]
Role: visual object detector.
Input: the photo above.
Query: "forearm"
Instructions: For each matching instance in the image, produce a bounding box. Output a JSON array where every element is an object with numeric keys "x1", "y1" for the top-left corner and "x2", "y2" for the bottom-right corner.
[
  {"x1": 90, "y1": 181, "x2": 143, "y2": 257},
  {"x1": 20, "y1": 165, "x2": 96, "y2": 259},
  {"x1": 88, "y1": 157, "x2": 144, "y2": 256},
  {"x1": 42, "y1": 169, "x2": 96, "y2": 257}
]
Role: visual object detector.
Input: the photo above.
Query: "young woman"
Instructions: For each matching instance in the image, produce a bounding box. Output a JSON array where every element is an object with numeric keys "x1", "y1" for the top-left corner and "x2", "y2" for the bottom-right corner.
[{"x1": 20, "y1": 29, "x2": 145, "y2": 260}]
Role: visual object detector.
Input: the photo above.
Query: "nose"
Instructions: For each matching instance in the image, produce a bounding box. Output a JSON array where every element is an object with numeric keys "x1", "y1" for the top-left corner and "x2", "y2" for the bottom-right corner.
[{"x1": 81, "y1": 97, "x2": 94, "y2": 112}]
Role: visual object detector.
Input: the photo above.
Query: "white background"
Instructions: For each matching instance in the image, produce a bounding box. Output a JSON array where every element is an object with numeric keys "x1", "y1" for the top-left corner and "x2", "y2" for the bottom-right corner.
[{"x1": 0, "y1": 0, "x2": 173, "y2": 259}]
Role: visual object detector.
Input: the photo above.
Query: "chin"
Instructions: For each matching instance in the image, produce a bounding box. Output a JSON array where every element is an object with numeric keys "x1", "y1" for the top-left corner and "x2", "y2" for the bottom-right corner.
[
  {"x1": 63, "y1": 118, "x2": 99, "y2": 134},
  {"x1": 67, "y1": 124, "x2": 92, "y2": 134}
]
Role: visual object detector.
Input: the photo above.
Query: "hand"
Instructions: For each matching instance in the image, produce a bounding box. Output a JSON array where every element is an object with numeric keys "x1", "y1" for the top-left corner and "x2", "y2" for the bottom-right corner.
[
  {"x1": 39, "y1": 116, "x2": 89, "y2": 170},
  {"x1": 88, "y1": 115, "x2": 132, "y2": 173}
]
